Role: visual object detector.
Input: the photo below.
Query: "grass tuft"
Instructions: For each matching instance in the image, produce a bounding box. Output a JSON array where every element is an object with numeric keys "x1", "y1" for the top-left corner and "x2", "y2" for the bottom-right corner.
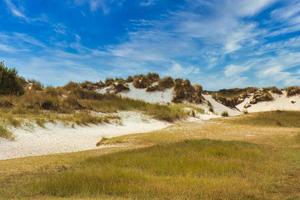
[{"x1": 0, "y1": 124, "x2": 14, "y2": 140}]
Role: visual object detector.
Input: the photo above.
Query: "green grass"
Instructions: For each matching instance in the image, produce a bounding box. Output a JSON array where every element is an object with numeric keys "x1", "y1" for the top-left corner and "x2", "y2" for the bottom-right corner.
[
  {"x1": 0, "y1": 139, "x2": 283, "y2": 199},
  {"x1": 0, "y1": 124, "x2": 14, "y2": 140},
  {"x1": 228, "y1": 111, "x2": 300, "y2": 127}
]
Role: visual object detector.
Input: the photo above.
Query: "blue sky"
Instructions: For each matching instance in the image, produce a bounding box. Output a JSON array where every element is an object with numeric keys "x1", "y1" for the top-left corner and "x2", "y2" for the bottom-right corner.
[{"x1": 0, "y1": 0, "x2": 300, "y2": 90}]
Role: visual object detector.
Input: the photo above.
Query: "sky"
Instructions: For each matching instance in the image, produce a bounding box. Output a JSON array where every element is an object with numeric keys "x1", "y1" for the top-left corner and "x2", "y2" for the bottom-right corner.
[{"x1": 0, "y1": 0, "x2": 300, "y2": 90}]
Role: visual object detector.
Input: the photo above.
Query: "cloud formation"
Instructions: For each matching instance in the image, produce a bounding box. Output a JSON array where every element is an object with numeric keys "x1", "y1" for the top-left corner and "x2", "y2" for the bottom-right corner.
[{"x1": 0, "y1": 0, "x2": 299, "y2": 89}]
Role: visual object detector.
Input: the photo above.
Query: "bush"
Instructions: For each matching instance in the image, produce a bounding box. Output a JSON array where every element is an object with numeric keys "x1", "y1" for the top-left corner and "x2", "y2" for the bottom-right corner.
[
  {"x1": 263, "y1": 87, "x2": 282, "y2": 95},
  {"x1": 111, "y1": 82, "x2": 129, "y2": 93},
  {"x1": 0, "y1": 62, "x2": 24, "y2": 95},
  {"x1": 250, "y1": 90, "x2": 273, "y2": 104},
  {"x1": 27, "y1": 79, "x2": 43, "y2": 91},
  {"x1": 133, "y1": 75, "x2": 152, "y2": 88},
  {"x1": 286, "y1": 86, "x2": 300, "y2": 97},
  {"x1": 63, "y1": 82, "x2": 80, "y2": 91},
  {"x1": 146, "y1": 84, "x2": 160, "y2": 92},
  {"x1": 221, "y1": 111, "x2": 229, "y2": 117},
  {"x1": 0, "y1": 124, "x2": 14, "y2": 140},
  {"x1": 158, "y1": 76, "x2": 174, "y2": 89},
  {"x1": 0, "y1": 96, "x2": 14, "y2": 108},
  {"x1": 173, "y1": 79, "x2": 203, "y2": 104},
  {"x1": 105, "y1": 78, "x2": 115, "y2": 86},
  {"x1": 146, "y1": 73, "x2": 160, "y2": 82}
]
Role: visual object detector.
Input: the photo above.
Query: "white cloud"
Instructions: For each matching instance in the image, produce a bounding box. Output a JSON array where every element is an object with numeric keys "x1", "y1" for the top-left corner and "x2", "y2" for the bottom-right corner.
[
  {"x1": 167, "y1": 62, "x2": 200, "y2": 78},
  {"x1": 224, "y1": 64, "x2": 250, "y2": 77},
  {"x1": 3, "y1": 0, "x2": 27, "y2": 19},
  {"x1": 73, "y1": 0, "x2": 125, "y2": 14}
]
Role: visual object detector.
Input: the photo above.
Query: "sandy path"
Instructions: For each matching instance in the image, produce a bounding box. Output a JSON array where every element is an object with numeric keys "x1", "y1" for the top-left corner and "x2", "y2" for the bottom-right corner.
[{"x1": 0, "y1": 112, "x2": 170, "y2": 160}]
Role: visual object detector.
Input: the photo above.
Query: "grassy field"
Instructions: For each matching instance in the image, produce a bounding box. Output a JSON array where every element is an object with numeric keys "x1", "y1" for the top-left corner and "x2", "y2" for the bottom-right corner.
[
  {"x1": 226, "y1": 111, "x2": 300, "y2": 128},
  {"x1": 0, "y1": 111, "x2": 300, "y2": 199}
]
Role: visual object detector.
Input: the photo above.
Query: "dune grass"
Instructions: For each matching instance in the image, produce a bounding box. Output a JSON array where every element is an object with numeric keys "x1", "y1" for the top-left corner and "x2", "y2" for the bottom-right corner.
[
  {"x1": 0, "y1": 124, "x2": 14, "y2": 140},
  {"x1": 227, "y1": 111, "x2": 300, "y2": 128},
  {"x1": 0, "y1": 139, "x2": 286, "y2": 199},
  {"x1": 1, "y1": 112, "x2": 300, "y2": 199}
]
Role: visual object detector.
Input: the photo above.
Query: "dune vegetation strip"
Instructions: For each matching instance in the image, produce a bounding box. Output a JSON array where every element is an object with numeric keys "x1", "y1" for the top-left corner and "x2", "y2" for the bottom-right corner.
[
  {"x1": 0, "y1": 63, "x2": 192, "y2": 140},
  {"x1": 0, "y1": 112, "x2": 300, "y2": 199}
]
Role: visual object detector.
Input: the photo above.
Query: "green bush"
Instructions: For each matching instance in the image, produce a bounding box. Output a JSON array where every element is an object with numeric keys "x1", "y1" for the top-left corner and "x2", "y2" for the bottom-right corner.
[
  {"x1": 0, "y1": 62, "x2": 24, "y2": 95},
  {"x1": 221, "y1": 111, "x2": 229, "y2": 117}
]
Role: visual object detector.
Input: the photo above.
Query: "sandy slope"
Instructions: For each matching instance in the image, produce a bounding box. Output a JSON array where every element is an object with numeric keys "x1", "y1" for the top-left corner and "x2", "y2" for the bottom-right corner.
[
  {"x1": 202, "y1": 94, "x2": 241, "y2": 116},
  {"x1": 237, "y1": 92, "x2": 300, "y2": 112},
  {"x1": 0, "y1": 112, "x2": 170, "y2": 160},
  {"x1": 119, "y1": 83, "x2": 173, "y2": 104},
  {"x1": 97, "y1": 83, "x2": 173, "y2": 104}
]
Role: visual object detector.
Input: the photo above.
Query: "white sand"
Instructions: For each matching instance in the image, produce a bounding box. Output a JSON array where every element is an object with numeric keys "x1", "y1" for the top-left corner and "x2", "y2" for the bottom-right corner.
[
  {"x1": 97, "y1": 83, "x2": 173, "y2": 104},
  {"x1": 0, "y1": 112, "x2": 170, "y2": 160},
  {"x1": 237, "y1": 92, "x2": 300, "y2": 112},
  {"x1": 203, "y1": 94, "x2": 241, "y2": 116},
  {"x1": 119, "y1": 83, "x2": 173, "y2": 104}
]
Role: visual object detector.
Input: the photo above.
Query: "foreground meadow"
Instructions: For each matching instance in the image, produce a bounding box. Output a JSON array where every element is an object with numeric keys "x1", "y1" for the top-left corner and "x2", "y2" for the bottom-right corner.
[{"x1": 0, "y1": 111, "x2": 300, "y2": 200}]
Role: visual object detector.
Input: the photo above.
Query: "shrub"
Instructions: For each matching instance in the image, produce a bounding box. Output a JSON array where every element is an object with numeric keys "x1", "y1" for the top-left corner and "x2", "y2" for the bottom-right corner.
[
  {"x1": 221, "y1": 111, "x2": 229, "y2": 117},
  {"x1": 27, "y1": 79, "x2": 43, "y2": 91},
  {"x1": 0, "y1": 96, "x2": 14, "y2": 108},
  {"x1": 158, "y1": 76, "x2": 174, "y2": 89},
  {"x1": 250, "y1": 90, "x2": 273, "y2": 104},
  {"x1": 133, "y1": 75, "x2": 152, "y2": 88},
  {"x1": 80, "y1": 81, "x2": 101, "y2": 90},
  {"x1": 63, "y1": 82, "x2": 80, "y2": 91},
  {"x1": 105, "y1": 78, "x2": 115, "y2": 86},
  {"x1": 127, "y1": 76, "x2": 133, "y2": 82},
  {"x1": 45, "y1": 87, "x2": 63, "y2": 96},
  {"x1": 0, "y1": 62, "x2": 24, "y2": 95},
  {"x1": 62, "y1": 95, "x2": 83, "y2": 110},
  {"x1": 0, "y1": 124, "x2": 14, "y2": 140},
  {"x1": 111, "y1": 82, "x2": 129, "y2": 93},
  {"x1": 263, "y1": 87, "x2": 282, "y2": 95},
  {"x1": 146, "y1": 73, "x2": 160, "y2": 82},
  {"x1": 286, "y1": 86, "x2": 300, "y2": 97},
  {"x1": 173, "y1": 79, "x2": 203, "y2": 103},
  {"x1": 146, "y1": 84, "x2": 160, "y2": 92}
]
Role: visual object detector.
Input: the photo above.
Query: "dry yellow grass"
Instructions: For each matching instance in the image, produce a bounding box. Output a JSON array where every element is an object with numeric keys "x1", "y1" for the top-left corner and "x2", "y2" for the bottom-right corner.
[{"x1": 0, "y1": 112, "x2": 300, "y2": 199}]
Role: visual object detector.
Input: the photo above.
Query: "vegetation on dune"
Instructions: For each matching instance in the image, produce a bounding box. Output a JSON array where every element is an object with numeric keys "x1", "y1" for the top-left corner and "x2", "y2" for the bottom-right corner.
[
  {"x1": 0, "y1": 64, "x2": 189, "y2": 136},
  {"x1": 210, "y1": 87, "x2": 257, "y2": 108},
  {"x1": 0, "y1": 62, "x2": 25, "y2": 96},
  {"x1": 210, "y1": 87, "x2": 278, "y2": 108},
  {"x1": 173, "y1": 79, "x2": 204, "y2": 104},
  {"x1": 228, "y1": 111, "x2": 300, "y2": 127},
  {"x1": 0, "y1": 124, "x2": 14, "y2": 140},
  {"x1": 221, "y1": 111, "x2": 229, "y2": 117},
  {"x1": 285, "y1": 86, "x2": 300, "y2": 97},
  {"x1": 263, "y1": 86, "x2": 282, "y2": 95}
]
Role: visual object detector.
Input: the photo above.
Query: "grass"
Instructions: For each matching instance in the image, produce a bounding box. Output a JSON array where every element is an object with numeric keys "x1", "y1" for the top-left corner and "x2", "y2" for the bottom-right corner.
[
  {"x1": 1, "y1": 111, "x2": 300, "y2": 199},
  {"x1": 0, "y1": 124, "x2": 14, "y2": 140},
  {"x1": 0, "y1": 138, "x2": 299, "y2": 200},
  {"x1": 0, "y1": 139, "x2": 280, "y2": 199},
  {"x1": 227, "y1": 111, "x2": 300, "y2": 128}
]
